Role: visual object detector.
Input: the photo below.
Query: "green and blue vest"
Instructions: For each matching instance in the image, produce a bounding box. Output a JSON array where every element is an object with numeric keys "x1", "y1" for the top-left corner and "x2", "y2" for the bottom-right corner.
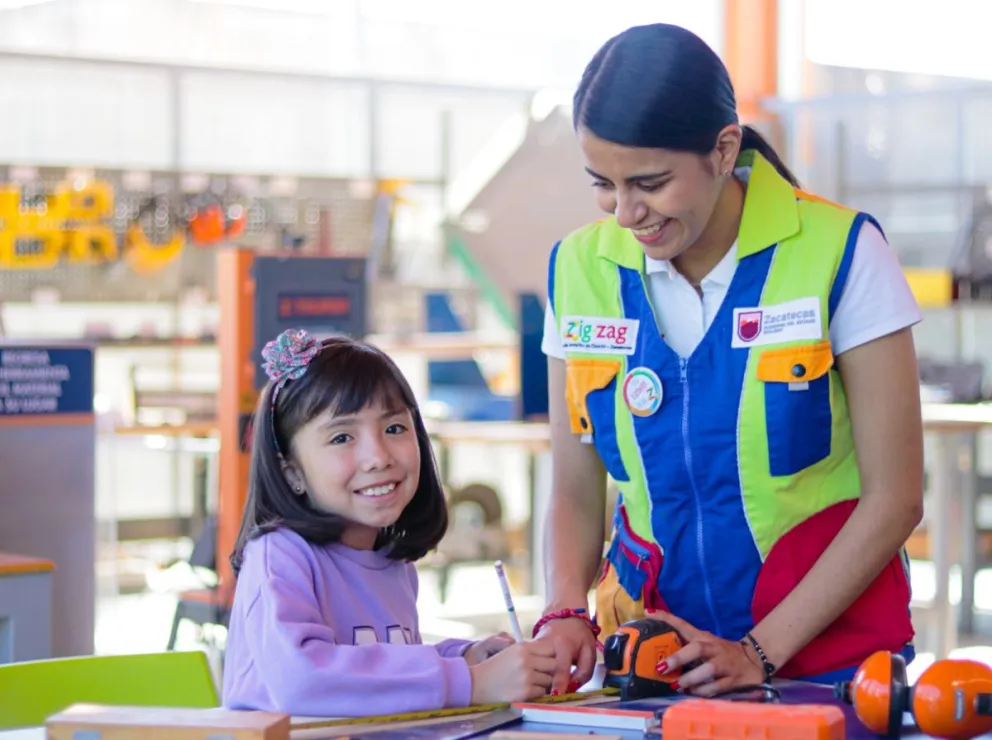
[{"x1": 548, "y1": 149, "x2": 914, "y2": 678}]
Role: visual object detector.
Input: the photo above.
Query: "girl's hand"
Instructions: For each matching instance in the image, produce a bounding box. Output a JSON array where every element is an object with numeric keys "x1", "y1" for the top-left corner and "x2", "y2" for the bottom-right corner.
[
  {"x1": 468, "y1": 638, "x2": 557, "y2": 704},
  {"x1": 464, "y1": 632, "x2": 515, "y2": 666},
  {"x1": 647, "y1": 610, "x2": 765, "y2": 696}
]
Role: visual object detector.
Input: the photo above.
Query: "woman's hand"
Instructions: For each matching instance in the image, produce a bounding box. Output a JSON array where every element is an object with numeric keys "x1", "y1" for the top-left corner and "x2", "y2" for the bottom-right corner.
[
  {"x1": 647, "y1": 611, "x2": 765, "y2": 696},
  {"x1": 536, "y1": 617, "x2": 599, "y2": 695},
  {"x1": 464, "y1": 632, "x2": 515, "y2": 666}
]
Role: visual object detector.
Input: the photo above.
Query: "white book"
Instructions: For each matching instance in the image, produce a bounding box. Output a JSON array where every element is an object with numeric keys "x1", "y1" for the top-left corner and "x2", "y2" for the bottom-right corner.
[{"x1": 510, "y1": 701, "x2": 661, "y2": 732}]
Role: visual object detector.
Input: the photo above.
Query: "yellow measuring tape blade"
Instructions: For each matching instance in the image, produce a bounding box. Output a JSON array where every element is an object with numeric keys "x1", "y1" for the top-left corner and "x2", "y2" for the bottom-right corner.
[{"x1": 290, "y1": 687, "x2": 620, "y2": 730}]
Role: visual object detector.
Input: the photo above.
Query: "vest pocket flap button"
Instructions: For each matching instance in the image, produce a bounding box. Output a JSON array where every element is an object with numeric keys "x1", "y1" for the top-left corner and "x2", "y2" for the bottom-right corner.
[{"x1": 756, "y1": 340, "x2": 835, "y2": 388}]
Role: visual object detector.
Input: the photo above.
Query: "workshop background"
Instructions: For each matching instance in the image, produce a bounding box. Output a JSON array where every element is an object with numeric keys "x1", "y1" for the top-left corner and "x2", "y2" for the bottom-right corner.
[{"x1": 0, "y1": 0, "x2": 989, "y2": 687}]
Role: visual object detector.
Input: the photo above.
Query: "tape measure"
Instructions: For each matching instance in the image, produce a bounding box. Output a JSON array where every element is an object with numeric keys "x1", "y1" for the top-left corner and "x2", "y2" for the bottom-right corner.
[{"x1": 290, "y1": 687, "x2": 620, "y2": 731}]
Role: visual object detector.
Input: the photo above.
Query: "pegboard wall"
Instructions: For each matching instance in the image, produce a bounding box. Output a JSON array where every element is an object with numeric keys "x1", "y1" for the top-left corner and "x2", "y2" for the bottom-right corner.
[{"x1": 0, "y1": 164, "x2": 384, "y2": 303}]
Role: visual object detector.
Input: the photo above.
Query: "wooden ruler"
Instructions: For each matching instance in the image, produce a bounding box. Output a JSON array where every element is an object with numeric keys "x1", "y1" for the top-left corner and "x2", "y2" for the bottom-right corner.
[{"x1": 290, "y1": 688, "x2": 620, "y2": 731}]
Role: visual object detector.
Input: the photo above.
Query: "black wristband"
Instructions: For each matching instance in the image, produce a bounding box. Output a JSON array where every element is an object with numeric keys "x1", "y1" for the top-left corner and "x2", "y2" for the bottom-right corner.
[{"x1": 741, "y1": 631, "x2": 776, "y2": 680}]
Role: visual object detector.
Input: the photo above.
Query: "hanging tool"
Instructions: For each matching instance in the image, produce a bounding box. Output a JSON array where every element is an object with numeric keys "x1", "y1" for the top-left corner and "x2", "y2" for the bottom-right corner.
[{"x1": 188, "y1": 198, "x2": 246, "y2": 246}]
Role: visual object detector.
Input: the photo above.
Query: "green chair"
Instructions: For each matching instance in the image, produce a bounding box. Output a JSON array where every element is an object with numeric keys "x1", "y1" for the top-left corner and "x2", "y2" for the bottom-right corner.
[{"x1": 0, "y1": 651, "x2": 219, "y2": 729}]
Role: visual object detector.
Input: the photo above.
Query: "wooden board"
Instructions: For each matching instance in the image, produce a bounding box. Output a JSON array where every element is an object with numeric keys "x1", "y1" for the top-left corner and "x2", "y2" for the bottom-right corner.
[{"x1": 45, "y1": 704, "x2": 290, "y2": 740}]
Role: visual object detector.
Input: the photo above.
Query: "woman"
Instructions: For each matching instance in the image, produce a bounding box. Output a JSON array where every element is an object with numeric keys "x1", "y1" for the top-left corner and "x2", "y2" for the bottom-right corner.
[{"x1": 535, "y1": 23, "x2": 925, "y2": 697}]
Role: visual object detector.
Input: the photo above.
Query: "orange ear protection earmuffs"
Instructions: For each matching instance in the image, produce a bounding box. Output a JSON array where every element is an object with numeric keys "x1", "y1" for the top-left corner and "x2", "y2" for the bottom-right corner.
[
  {"x1": 835, "y1": 650, "x2": 992, "y2": 740},
  {"x1": 835, "y1": 651, "x2": 910, "y2": 737}
]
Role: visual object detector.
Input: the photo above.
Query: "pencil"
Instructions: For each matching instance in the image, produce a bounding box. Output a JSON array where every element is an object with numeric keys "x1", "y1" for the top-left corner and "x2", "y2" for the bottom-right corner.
[{"x1": 494, "y1": 560, "x2": 525, "y2": 643}]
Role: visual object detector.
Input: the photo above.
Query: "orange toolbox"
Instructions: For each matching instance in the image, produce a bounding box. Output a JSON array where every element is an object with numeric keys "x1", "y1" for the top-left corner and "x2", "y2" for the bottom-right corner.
[{"x1": 662, "y1": 697, "x2": 846, "y2": 740}]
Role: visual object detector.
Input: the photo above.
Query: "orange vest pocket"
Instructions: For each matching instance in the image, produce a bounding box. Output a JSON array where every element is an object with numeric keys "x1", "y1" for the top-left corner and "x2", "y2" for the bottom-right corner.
[{"x1": 565, "y1": 358, "x2": 622, "y2": 435}]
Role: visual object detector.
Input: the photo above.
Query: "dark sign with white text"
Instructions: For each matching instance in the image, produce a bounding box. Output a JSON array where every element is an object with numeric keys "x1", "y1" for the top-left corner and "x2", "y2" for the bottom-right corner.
[{"x1": 0, "y1": 347, "x2": 94, "y2": 415}]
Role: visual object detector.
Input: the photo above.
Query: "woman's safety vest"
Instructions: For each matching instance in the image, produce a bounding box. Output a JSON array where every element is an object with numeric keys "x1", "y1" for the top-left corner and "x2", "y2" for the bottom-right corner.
[{"x1": 548, "y1": 149, "x2": 914, "y2": 679}]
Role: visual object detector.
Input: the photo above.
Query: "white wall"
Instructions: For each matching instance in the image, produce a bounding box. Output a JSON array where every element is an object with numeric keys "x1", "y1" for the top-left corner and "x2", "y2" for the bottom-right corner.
[
  {"x1": 0, "y1": 57, "x2": 534, "y2": 179},
  {"x1": 0, "y1": 0, "x2": 724, "y2": 178},
  {"x1": 0, "y1": 58, "x2": 174, "y2": 168},
  {"x1": 0, "y1": 0, "x2": 723, "y2": 89}
]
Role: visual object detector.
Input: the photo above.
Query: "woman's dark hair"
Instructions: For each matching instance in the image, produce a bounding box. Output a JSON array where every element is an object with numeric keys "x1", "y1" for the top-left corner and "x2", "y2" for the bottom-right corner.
[
  {"x1": 230, "y1": 335, "x2": 448, "y2": 575},
  {"x1": 573, "y1": 23, "x2": 799, "y2": 187}
]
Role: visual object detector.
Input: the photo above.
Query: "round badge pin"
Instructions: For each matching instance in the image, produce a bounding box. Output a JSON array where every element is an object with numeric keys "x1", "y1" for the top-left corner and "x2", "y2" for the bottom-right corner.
[{"x1": 623, "y1": 367, "x2": 663, "y2": 417}]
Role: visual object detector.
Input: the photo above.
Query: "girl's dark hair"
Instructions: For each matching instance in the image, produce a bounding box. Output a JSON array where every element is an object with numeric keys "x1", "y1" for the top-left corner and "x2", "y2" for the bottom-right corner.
[
  {"x1": 573, "y1": 23, "x2": 799, "y2": 187},
  {"x1": 230, "y1": 335, "x2": 448, "y2": 575}
]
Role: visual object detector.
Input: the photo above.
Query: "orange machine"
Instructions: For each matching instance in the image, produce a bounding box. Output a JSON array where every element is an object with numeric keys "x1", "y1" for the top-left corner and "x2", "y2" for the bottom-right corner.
[{"x1": 216, "y1": 251, "x2": 369, "y2": 588}]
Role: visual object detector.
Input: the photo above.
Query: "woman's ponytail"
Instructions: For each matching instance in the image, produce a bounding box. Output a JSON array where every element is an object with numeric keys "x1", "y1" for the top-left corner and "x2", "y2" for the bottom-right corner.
[{"x1": 741, "y1": 125, "x2": 800, "y2": 188}]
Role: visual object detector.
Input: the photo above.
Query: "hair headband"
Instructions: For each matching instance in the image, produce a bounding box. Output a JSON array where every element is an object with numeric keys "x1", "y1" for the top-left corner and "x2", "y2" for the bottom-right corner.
[{"x1": 261, "y1": 328, "x2": 322, "y2": 459}]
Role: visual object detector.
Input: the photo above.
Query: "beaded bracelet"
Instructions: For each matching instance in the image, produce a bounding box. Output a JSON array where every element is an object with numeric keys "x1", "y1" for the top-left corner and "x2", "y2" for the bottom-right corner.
[
  {"x1": 741, "y1": 631, "x2": 776, "y2": 680},
  {"x1": 531, "y1": 607, "x2": 603, "y2": 648}
]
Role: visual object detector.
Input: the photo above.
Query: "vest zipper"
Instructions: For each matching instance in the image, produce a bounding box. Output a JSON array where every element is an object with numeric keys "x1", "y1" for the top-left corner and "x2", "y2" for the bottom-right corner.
[{"x1": 679, "y1": 357, "x2": 722, "y2": 634}]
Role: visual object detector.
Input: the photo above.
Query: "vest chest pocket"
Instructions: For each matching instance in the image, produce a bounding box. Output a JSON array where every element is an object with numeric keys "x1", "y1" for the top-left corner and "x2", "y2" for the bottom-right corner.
[
  {"x1": 756, "y1": 341, "x2": 835, "y2": 478},
  {"x1": 565, "y1": 358, "x2": 630, "y2": 482}
]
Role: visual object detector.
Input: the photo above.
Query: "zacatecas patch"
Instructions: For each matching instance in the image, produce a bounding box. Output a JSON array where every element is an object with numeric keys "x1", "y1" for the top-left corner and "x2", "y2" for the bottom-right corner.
[{"x1": 731, "y1": 297, "x2": 822, "y2": 349}]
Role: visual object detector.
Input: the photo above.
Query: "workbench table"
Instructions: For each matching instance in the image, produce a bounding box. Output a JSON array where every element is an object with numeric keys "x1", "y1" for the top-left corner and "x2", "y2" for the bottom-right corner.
[{"x1": 3, "y1": 679, "x2": 990, "y2": 739}]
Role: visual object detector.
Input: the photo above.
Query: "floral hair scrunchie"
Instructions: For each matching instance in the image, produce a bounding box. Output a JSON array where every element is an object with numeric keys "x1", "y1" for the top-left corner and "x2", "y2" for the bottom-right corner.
[
  {"x1": 260, "y1": 328, "x2": 322, "y2": 460},
  {"x1": 262, "y1": 328, "x2": 321, "y2": 401}
]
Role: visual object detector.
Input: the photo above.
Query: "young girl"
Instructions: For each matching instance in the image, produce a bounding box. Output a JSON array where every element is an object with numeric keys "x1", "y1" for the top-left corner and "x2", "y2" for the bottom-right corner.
[{"x1": 222, "y1": 329, "x2": 557, "y2": 717}]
